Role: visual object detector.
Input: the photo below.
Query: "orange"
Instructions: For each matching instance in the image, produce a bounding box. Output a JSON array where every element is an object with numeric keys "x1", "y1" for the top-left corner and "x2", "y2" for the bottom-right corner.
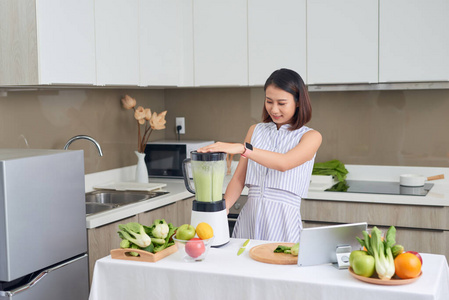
[
  {"x1": 195, "y1": 222, "x2": 214, "y2": 240},
  {"x1": 394, "y1": 252, "x2": 422, "y2": 279}
]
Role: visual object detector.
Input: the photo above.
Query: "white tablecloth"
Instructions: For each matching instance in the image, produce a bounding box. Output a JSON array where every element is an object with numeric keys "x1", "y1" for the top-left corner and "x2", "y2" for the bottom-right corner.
[{"x1": 89, "y1": 239, "x2": 449, "y2": 300}]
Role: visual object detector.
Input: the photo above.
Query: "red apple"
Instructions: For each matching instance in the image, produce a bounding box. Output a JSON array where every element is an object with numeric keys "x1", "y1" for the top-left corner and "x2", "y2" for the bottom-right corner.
[
  {"x1": 406, "y1": 251, "x2": 423, "y2": 265},
  {"x1": 185, "y1": 238, "x2": 205, "y2": 258}
]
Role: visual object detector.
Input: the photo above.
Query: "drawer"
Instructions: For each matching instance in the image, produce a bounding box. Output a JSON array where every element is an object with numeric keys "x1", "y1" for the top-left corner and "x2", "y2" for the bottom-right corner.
[{"x1": 302, "y1": 199, "x2": 449, "y2": 230}]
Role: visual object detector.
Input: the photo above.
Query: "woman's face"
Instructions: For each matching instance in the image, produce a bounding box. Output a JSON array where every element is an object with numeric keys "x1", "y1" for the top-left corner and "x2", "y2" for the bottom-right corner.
[{"x1": 265, "y1": 84, "x2": 297, "y2": 128}]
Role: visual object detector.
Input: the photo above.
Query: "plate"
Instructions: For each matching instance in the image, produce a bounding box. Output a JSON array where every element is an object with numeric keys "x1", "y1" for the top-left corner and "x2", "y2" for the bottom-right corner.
[{"x1": 348, "y1": 267, "x2": 422, "y2": 285}]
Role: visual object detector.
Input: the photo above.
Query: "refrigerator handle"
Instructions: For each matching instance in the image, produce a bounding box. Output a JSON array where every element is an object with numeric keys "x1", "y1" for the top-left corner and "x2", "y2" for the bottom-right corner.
[{"x1": 0, "y1": 254, "x2": 87, "y2": 297}]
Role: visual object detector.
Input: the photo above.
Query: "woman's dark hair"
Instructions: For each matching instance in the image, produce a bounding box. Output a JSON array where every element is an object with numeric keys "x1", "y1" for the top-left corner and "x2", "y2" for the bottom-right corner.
[{"x1": 262, "y1": 68, "x2": 312, "y2": 130}]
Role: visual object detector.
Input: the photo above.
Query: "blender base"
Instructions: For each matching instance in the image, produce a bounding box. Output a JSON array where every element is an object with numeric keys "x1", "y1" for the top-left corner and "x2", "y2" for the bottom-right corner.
[{"x1": 191, "y1": 207, "x2": 230, "y2": 247}]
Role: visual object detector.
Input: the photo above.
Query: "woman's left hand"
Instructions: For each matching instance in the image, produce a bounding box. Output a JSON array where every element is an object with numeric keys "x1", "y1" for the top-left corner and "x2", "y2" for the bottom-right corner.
[{"x1": 197, "y1": 142, "x2": 245, "y2": 155}]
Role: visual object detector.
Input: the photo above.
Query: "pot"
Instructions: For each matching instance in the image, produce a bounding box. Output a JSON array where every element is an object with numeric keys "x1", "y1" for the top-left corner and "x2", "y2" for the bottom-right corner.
[{"x1": 399, "y1": 174, "x2": 445, "y2": 187}]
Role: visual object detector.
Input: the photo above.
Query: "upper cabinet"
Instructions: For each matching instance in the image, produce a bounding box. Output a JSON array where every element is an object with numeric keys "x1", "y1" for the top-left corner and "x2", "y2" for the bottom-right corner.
[
  {"x1": 2, "y1": 0, "x2": 448, "y2": 87},
  {"x1": 193, "y1": 0, "x2": 248, "y2": 86},
  {"x1": 379, "y1": 0, "x2": 449, "y2": 83},
  {"x1": 0, "y1": 0, "x2": 96, "y2": 86},
  {"x1": 139, "y1": 0, "x2": 194, "y2": 87},
  {"x1": 307, "y1": 0, "x2": 378, "y2": 85},
  {"x1": 95, "y1": 0, "x2": 140, "y2": 86},
  {"x1": 248, "y1": 0, "x2": 307, "y2": 86}
]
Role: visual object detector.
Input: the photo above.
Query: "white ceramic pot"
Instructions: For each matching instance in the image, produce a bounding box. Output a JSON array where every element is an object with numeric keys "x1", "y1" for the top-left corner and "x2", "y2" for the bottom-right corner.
[{"x1": 399, "y1": 174, "x2": 444, "y2": 187}]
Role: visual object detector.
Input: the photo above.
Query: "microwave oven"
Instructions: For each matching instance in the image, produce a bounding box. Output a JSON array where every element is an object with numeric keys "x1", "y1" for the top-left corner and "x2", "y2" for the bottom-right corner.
[{"x1": 144, "y1": 140, "x2": 214, "y2": 178}]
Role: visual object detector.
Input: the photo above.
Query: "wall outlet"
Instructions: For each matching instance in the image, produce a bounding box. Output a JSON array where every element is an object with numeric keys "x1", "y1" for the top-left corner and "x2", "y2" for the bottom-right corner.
[{"x1": 176, "y1": 117, "x2": 185, "y2": 134}]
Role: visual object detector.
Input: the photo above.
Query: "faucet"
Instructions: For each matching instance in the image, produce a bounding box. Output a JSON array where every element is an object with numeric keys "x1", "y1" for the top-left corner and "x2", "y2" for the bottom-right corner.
[{"x1": 64, "y1": 135, "x2": 103, "y2": 156}]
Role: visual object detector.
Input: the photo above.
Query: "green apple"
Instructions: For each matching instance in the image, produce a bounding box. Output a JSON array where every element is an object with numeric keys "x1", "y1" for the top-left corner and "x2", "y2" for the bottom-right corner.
[
  {"x1": 176, "y1": 224, "x2": 196, "y2": 240},
  {"x1": 352, "y1": 255, "x2": 375, "y2": 278},
  {"x1": 349, "y1": 250, "x2": 369, "y2": 268}
]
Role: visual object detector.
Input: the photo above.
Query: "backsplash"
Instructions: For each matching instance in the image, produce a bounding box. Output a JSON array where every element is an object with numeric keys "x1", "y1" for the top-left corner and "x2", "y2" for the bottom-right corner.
[
  {"x1": 164, "y1": 88, "x2": 449, "y2": 168},
  {"x1": 1, "y1": 87, "x2": 448, "y2": 174},
  {"x1": 0, "y1": 89, "x2": 166, "y2": 174}
]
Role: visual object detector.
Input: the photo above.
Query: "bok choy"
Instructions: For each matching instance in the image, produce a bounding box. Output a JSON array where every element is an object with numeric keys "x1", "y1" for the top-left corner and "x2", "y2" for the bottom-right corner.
[{"x1": 356, "y1": 226, "x2": 400, "y2": 280}]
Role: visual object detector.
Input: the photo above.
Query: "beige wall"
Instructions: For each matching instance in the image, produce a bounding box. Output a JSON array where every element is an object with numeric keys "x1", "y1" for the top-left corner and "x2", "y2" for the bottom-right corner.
[
  {"x1": 1, "y1": 87, "x2": 448, "y2": 175},
  {"x1": 0, "y1": 89, "x2": 166, "y2": 174},
  {"x1": 165, "y1": 88, "x2": 449, "y2": 168}
]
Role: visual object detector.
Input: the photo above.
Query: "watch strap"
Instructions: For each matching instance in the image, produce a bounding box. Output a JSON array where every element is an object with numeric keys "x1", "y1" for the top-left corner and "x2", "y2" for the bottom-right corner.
[{"x1": 241, "y1": 142, "x2": 253, "y2": 158}]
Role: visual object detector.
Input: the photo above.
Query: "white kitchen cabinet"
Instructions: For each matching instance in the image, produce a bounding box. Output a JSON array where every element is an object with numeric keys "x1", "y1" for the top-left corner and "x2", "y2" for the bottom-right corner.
[
  {"x1": 95, "y1": 0, "x2": 140, "y2": 85},
  {"x1": 0, "y1": 0, "x2": 96, "y2": 85},
  {"x1": 193, "y1": 0, "x2": 248, "y2": 86},
  {"x1": 139, "y1": 0, "x2": 194, "y2": 87},
  {"x1": 379, "y1": 0, "x2": 449, "y2": 82},
  {"x1": 247, "y1": 0, "x2": 307, "y2": 85},
  {"x1": 307, "y1": 0, "x2": 378, "y2": 85}
]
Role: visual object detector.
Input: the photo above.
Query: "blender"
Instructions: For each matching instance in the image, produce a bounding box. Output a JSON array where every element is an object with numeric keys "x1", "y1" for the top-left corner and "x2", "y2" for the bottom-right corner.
[{"x1": 182, "y1": 151, "x2": 230, "y2": 247}]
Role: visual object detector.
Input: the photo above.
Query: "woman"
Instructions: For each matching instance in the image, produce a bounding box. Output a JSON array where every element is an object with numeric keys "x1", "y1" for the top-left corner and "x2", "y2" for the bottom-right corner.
[{"x1": 198, "y1": 68, "x2": 322, "y2": 242}]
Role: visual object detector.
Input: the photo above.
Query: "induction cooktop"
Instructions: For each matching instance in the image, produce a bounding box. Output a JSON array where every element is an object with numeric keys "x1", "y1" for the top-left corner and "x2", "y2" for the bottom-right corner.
[{"x1": 325, "y1": 180, "x2": 434, "y2": 196}]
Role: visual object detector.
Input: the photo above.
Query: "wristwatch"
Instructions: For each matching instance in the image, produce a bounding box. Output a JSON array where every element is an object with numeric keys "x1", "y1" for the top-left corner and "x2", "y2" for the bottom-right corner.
[{"x1": 241, "y1": 142, "x2": 253, "y2": 158}]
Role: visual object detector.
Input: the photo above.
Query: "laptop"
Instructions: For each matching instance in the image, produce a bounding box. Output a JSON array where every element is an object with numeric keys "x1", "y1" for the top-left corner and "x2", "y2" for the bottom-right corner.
[{"x1": 297, "y1": 222, "x2": 367, "y2": 267}]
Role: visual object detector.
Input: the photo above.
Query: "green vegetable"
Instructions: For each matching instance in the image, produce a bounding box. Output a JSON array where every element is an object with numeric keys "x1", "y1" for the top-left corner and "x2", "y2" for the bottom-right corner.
[
  {"x1": 357, "y1": 226, "x2": 396, "y2": 280},
  {"x1": 118, "y1": 222, "x2": 152, "y2": 248},
  {"x1": 326, "y1": 181, "x2": 349, "y2": 192},
  {"x1": 312, "y1": 159, "x2": 348, "y2": 182},
  {"x1": 151, "y1": 237, "x2": 166, "y2": 245},
  {"x1": 152, "y1": 219, "x2": 170, "y2": 239},
  {"x1": 274, "y1": 245, "x2": 292, "y2": 253},
  {"x1": 291, "y1": 243, "x2": 299, "y2": 256},
  {"x1": 392, "y1": 244, "x2": 404, "y2": 258},
  {"x1": 120, "y1": 239, "x2": 131, "y2": 249},
  {"x1": 154, "y1": 222, "x2": 177, "y2": 253},
  {"x1": 117, "y1": 219, "x2": 177, "y2": 254},
  {"x1": 129, "y1": 244, "x2": 140, "y2": 257}
]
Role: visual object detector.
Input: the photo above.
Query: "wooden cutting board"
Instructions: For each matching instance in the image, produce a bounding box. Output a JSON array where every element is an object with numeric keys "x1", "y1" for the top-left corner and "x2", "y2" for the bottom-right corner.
[{"x1": 249, "y1": 243, "x2": 297, "y2": 265}]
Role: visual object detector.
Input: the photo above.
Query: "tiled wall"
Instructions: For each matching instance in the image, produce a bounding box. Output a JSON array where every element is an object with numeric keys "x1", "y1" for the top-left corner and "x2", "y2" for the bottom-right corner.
[{"x1": 1, "y1": 87, "x2": 448, "y2": 174}]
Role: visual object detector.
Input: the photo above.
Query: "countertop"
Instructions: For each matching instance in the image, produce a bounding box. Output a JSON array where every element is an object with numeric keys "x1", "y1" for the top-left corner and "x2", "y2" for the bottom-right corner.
[
  {"x1": 306, "y1": 164, "x2": 449, "y2": 207},
  {"x1": 85, "y1": 164, "x2": 449, "y2": 229}
]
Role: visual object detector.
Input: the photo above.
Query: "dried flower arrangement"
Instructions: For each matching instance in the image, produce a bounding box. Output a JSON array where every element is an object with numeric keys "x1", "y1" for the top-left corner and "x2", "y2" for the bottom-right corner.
[{"x1": 121, "y1": 95, "x2": 167, "y2": 153}]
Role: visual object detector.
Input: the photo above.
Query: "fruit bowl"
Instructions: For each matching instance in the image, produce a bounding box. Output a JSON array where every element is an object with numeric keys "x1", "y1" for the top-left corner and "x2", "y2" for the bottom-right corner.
[{"x1": 173, "y1": 236, "x2": 214, "y2": 262}]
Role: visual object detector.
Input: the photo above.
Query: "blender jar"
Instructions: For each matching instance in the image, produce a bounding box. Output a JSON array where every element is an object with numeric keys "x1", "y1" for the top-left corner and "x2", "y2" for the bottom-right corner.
[{"x1": 182, "y1": 151, "x2": 226, "y2": 202}]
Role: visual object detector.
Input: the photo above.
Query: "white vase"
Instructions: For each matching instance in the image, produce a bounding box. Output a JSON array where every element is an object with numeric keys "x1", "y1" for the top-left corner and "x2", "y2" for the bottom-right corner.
[{"x1": 135, "y1": 151, "x2": 149, "y2": 183}]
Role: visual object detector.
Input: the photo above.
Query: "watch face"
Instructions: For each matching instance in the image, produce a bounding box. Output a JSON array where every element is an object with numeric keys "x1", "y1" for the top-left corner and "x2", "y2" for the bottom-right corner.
[{"x1": 245, "y1": 142, "x2": 253, "y2": 151}]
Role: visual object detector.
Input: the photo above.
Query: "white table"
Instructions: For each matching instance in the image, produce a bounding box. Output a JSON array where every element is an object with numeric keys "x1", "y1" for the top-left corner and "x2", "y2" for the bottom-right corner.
[{"x1": 89, "y1": 239, "x2": 449, "y2": 300}]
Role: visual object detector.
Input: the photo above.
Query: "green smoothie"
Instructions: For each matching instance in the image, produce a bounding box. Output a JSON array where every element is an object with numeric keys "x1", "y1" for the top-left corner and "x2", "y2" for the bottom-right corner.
[{"x1": 191, "y1": 160, "x2": 225, "y2": 202}]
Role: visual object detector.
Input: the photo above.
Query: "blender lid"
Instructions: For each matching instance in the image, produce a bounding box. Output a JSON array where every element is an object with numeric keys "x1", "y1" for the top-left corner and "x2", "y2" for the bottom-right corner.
[{"x1": 190, "y1": 151, "x2": 226, "y2": 161}]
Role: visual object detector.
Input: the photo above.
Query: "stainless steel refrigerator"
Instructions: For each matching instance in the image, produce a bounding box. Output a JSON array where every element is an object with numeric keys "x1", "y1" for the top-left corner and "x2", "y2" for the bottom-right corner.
[{"x1": 0, "y1": 149, "x2": 89, "y2": 300}]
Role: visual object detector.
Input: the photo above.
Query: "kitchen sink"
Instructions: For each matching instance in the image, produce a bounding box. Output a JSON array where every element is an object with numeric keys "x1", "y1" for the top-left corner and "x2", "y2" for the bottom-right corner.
[
  {"x1": 85, "y1": 191, "x2": 152, "y2": 205},
  {"x1": 86, "y1": 202, "x2": 118, "y2": 215},
  {"x1": 85, "y1": 190, "x2": 169, "y2": 215}
]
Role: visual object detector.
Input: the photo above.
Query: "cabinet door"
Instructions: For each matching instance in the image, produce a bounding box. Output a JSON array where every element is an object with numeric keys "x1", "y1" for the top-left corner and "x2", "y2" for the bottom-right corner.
[
  {"x1": 193, "y1": 0, "x2": 248, "y2": 86},
  {"x1": 139, "y1": 0, "x2": 194, "y2": 87},
  {"x1": 87, "y1": 215, "x2": 138, "y2": 285},
  {"x1": 248, "y1": 0, "x2": 307, "y2": 85},
  {"x1": 379, "y1": 0, "x2": 449, "y2": 82},
  {"x1": 307, "y1": 0, "x2": 378, "y2": 84},
  {"x1": 177, "y1": 197, "x2": 195, "y2": 226},
  {"x1": 95, "y1": 0, "x2": 140, "y2": 85},
  {"x1": 138, "y1": 203, "x2": 178, "y2": 226},
  {"x1": 36, "y1": 0, "x2": 96, "y2": 85}
]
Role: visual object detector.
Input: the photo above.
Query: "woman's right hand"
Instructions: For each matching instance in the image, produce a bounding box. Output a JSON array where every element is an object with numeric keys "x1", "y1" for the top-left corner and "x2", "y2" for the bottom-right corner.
[{"x1": 197, "y1": 142, "x2": 245, "y2": 155}]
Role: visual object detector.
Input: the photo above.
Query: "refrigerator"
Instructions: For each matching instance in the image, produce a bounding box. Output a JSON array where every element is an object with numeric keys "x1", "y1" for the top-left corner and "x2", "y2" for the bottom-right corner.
[{"x1": 0, "y1": 149, "x2": 89, "y2": 300}]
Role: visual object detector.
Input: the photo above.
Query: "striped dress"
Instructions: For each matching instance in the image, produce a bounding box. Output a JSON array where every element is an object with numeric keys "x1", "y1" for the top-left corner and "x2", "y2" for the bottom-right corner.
[{"x1": 232, "y1": 122, "x2": 316, "y2": 243}]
